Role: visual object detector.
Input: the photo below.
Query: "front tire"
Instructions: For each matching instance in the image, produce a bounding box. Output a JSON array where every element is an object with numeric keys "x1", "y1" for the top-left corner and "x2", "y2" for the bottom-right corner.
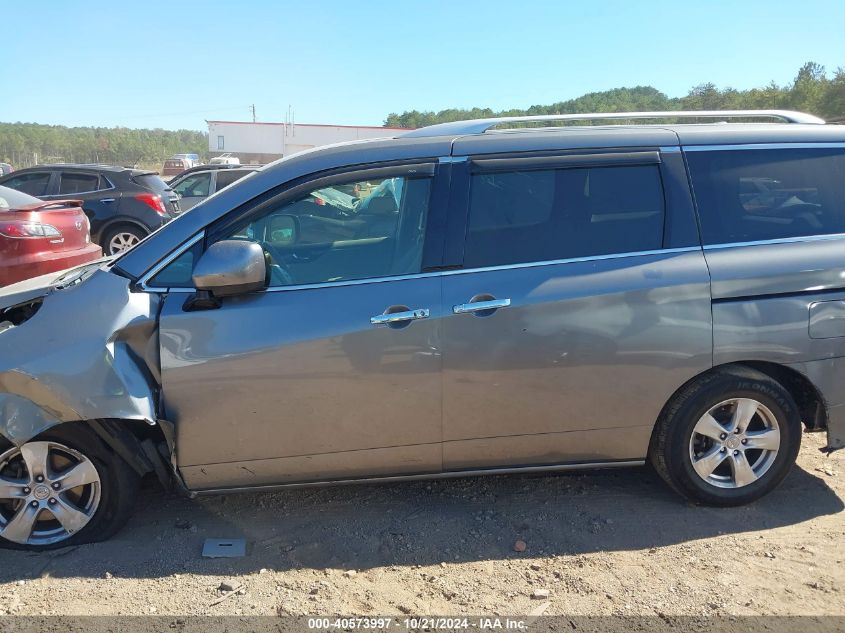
[
  {"x1": 0, "y1": 424, "x2": 139, "y2": 550},
  {"x1": 650, "y1": 365, "x2": 802, "y2": 506}
]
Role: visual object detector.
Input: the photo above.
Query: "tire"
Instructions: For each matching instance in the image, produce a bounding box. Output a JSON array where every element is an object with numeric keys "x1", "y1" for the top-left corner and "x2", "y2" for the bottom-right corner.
[
  {"x1": 650, "y1": 365, "x2": 802, "y2": 506},
  {"x1": 0, "y1": 424, "x2": 140, "y2": 550},
  {"x1": 101, "y1": 224, "x2": 147, "y2": 256}
]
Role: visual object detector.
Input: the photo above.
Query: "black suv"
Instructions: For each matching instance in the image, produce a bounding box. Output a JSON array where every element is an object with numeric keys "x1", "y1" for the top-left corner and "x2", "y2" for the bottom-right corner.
[{"x1": 0, "y1": 164, "x2": 179, "y2": 255}]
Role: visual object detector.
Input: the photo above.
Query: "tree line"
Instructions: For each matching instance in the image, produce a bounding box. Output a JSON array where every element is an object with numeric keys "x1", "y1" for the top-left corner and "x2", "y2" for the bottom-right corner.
[
  {"x1": 0, "y1": 123, "x2": 208, "y2": 170},
  {"x1": 384, "y1": 62, "x2": 845, "y2": 128}
]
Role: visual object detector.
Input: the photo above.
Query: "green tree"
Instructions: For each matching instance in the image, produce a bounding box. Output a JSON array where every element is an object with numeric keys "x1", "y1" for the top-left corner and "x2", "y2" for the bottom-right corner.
[{"x1": 384, "y1": 62, "x2": 845, "y2": 128}]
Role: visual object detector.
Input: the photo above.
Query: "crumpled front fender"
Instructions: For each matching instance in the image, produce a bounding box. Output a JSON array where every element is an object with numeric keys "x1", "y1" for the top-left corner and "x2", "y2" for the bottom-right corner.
[{"x1": 0, "y1": 269, "x2": 161, "y2": 446}]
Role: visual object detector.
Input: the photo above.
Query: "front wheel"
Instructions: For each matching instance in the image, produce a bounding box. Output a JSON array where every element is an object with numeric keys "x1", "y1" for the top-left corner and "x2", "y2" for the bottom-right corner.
[
  {"x1": 0, "y1": 425, "x2": 139, "y2": 550},
  {"x1": 650, "y1": 366, "x2": 802, "y2": 506}
]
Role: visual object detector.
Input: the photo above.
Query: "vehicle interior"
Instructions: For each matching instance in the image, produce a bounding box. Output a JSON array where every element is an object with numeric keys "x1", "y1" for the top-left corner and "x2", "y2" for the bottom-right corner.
[{"x1": 247, "y1": 176, "x2": 429, "y2": 286}]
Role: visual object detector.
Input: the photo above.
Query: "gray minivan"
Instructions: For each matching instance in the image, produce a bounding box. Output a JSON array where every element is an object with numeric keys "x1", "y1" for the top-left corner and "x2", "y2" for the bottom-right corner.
[{"x1": 1, "y1": 110, "x2": 844, "y2": 549}]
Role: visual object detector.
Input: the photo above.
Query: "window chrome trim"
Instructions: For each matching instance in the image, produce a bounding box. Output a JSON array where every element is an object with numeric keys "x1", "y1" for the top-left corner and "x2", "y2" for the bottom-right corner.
[
  {"x1": 256, "y1": 246, "x2": 702, "y2": 294},
  {"x1": 53, "y1": 173, "x2": 116, "y2": 196},
  {"x1": 703, "y1": 232, "x2": 845, "y2": 251},
  {"x1": 137, "y1": 231, "x2": 205, "y2": 292},
  {"x1": 683, "y1": 142, "x2": 845, "y2": 152},
  {"x1": 139, "y1": 243, "x2": 701, "y2": 295},
  {"x1": 441, "y1": 246, "x2": 700, "y2": 276}
]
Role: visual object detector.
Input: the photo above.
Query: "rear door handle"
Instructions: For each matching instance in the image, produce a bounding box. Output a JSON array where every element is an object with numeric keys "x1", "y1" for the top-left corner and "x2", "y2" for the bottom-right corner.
[
  {"x1": 100, "y1": 198, "x2": 115, "y2": 203},
  {"x1": 453, "y1": 298, "x2": 511, "y2": 314},
  {"x1": 371, "y1": 308, "x2": 430, "y2": 325}
]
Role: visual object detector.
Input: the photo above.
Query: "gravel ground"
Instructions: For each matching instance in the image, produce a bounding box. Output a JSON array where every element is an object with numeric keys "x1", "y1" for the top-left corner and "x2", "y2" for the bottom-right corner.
[{"x1": 0, "y1": 432, "x2": 842, "y2": 617}]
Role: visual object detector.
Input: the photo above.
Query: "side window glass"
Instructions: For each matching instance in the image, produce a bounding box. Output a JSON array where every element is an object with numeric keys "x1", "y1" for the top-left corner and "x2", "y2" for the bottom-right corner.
[
  {"x1": 218, "y1": 174, "x2": 432, "y2": 287},
  {"x1": 59, "y1": 173, "x2": 100, "y2": 194},
  {"x1": 173, "y1": 173, "x2": 211, "y2": 198},
  {"x1": 687, "y1": 148, "x2": 845, "y2": 245},
  {"x1": 4, "y1": 172, "x2": 51, "y2": 196},
  {"x1": 147, "y1": 240, "x2": 203, "y2": 288},
  {"x1": 463, "y1": 164, "x2": 665, "y2": 268},
  {"x1": 215, "y1": 170, "x2": 249, "y2": 190}
]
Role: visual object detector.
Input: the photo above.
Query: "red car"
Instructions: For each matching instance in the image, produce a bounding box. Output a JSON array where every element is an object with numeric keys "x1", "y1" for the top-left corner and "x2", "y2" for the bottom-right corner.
[{"x1": 0, "y1": 185, "x2": 102, "y2": 287}]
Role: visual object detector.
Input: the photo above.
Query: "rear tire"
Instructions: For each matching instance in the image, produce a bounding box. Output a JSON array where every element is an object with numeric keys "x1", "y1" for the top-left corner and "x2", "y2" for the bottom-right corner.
[
  {"x1": 650, "y1": 365, "x2": 801, "y2": 506},
  {"x1": 101, "y1": 225, "x2": 147, "y2": 255},
  {"x1": 0, "y1": 424, "x2": 139, "y2": 550}
]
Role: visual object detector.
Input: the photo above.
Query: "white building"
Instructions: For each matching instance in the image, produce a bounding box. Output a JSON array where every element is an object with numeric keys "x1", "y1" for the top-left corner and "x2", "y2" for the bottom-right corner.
[{"x1": 206, "y1": 120, "x2": 410, "y2": 163}]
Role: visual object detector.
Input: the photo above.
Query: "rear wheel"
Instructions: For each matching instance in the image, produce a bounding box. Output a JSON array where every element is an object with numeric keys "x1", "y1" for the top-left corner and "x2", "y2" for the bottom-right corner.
[
  {"x1": 0, "y1": 425, "x2": 139, "y2": 550},
  {"x1": 102, "y1": 225, "x2": 146, "y2": 255},
  {"x1": 650, "y1": 366, "x2": 802, "y2": 506}
]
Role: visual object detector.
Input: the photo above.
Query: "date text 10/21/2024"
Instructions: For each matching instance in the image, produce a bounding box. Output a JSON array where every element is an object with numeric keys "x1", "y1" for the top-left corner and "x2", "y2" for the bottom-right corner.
[{"x1": 307, "y1": 617, "x2": 530, "y2": 630}]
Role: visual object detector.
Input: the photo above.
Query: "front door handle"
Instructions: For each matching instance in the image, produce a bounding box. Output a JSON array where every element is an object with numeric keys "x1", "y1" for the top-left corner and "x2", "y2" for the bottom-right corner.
[
  {"x1": 371, "y1": 308, "x2": 430, "y2": 325},
  {"x1": 100, "y1": 198, "x2": 116, "y2": 203},
  {"x1": 453, "y1": 298, "x2": 511, "y2": 314}
]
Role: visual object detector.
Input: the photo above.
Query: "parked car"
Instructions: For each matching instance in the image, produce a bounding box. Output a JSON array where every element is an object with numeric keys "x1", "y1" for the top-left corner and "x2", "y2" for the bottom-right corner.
[
  {"x1": 0, "y1": 163, "x2": 13, "y2": 176},
  {"x1": 169, "y1": 164, "x2": 261, "y2": 211},
  {"x1": 208, "y1": 153, "x2": 240, "y2": 166},
  {"x1": 162, "y1": 158, "x2": 192, "y2": 177},
  {"x1": 171, "y1": 153, "x2": 200, "y2": 167},
  {"x1": 3, "y1": 109, "x2": 845, "y2": 550},
  {"x1": 0, "y1": 185, "x2": 101, "y2": 287},
  {"x1": 0, "y1": 164, "x2": 179, "y2": 255}
]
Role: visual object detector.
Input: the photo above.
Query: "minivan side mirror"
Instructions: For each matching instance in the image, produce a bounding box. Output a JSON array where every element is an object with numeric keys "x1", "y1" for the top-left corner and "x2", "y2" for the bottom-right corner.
[{"x1": 192, "y1": 240, "x2": 267, "y2": 298}]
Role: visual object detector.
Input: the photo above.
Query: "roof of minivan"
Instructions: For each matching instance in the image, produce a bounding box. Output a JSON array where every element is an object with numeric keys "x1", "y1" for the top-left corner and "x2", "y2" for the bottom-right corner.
[
  {"x1": 447, "y1": 122, "x2": 845, "y2": 155},
  {"x1": 115, "y1": 121, "x2": 845, "y2": 280}
]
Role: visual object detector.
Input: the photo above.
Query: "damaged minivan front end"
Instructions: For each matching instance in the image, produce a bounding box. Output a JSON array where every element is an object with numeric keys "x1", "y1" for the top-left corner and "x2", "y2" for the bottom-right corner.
[{"x1": 0, "y1": 264, "x2": 163, "y2": 449}]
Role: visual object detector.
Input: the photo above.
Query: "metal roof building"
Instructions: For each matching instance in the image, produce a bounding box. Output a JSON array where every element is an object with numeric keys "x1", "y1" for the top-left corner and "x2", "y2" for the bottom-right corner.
[{"x1": 206, "y1": 120, "x2": 410, "y2": 163}]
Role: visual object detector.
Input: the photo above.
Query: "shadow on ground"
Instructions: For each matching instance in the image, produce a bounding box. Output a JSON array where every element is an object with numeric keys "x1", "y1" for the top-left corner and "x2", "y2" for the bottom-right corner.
[{"x1": 1, "y1": 461, "x2": 841, "y2": 582}]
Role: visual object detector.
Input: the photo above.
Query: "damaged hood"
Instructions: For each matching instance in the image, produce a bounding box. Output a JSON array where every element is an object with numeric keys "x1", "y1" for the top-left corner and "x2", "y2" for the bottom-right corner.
[
  {"x1": 0, "y1": 271, "x2": 66, "y2": 309},
  {"x1": 0, "y1": 259, "x2": 114, "y2": 310},
  {"x1": 0, "y1": 268, "x2": 161, "y2": 446}
]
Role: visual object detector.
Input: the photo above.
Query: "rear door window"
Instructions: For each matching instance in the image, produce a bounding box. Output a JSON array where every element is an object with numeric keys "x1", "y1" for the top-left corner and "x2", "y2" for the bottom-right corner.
[
  {"x1": 463, "y1": 164, "x2": 665, "y2": 268},
  {"x1": 2, "y1": 172, "x2": 52, "y2": 196},
  {"x1": 59, "y1": 172, "x2": 100, "y2": 194},
  {"x1": 686, "y1": 147, "x2": 845, "y2": 245}
]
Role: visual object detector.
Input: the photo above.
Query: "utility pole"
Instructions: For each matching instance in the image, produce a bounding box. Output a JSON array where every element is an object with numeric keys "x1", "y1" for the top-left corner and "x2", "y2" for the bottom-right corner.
[{"x1": 250, "y1": 104, "x2": 256, "y2": 122}]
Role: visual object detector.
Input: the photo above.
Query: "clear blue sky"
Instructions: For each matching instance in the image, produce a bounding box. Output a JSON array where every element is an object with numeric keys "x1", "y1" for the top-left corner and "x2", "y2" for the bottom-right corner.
[{"x1": 1, "y1": 0, "x2": 843, "y2": 131}]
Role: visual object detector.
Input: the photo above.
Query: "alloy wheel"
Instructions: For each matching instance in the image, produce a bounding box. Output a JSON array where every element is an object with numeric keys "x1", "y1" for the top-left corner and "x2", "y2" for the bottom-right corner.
[
  {"x1": 108, "y1": 231, "x2": 140, "y2": 254},
  {"x1": 688, "y1": 398, "x2": 781, "y2": 489},
  {"x1": 0, "y1": 441, "x2": 101, "y2": 546}
]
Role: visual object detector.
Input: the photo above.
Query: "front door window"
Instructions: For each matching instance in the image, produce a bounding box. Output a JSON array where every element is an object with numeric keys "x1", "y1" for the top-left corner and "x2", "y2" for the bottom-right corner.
[{"x1": 216, "y1": 174, "x2": 432, "y2": 287}]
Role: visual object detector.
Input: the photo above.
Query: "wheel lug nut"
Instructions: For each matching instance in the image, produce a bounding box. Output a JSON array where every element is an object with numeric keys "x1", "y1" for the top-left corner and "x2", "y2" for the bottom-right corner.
[
  {"x1": 719, "y1": 433, "x2": 727, "y2": 440},
  {"x1": 30, "y1": 500, "x2": 38, "y2": 508},
  {"x1": 49, "y1": 498, "x2": 57, "y2": 505},
  {"x1": 733, "y1": 450, "x2": 740, "y2": 456},
  {"x1": 721, "y1": 447, "x2": 727, "y2": 453},
  {"x1": 23, "y1": 487, "x2": 30, "y2": 494},
  {"x1": 52, "y1": 482, "x2": 60, "y2": 490},
  {"x1": 35, "y1": 475, "x2": 44, "y2": 483},
  {"x1": 741, "y1": 438, "x2": 748, "y2": 445}
]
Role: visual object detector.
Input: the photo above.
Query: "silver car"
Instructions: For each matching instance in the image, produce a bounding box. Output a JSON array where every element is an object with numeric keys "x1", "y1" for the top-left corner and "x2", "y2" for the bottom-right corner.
[{"x1": 1, "y1": 110, "x2": 844, "y2": 550}]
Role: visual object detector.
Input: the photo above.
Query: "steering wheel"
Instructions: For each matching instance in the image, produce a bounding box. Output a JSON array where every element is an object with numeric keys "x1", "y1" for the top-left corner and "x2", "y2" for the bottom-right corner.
[{"x1": 259, "y1": 241, "x2": 296, "y2": 285}]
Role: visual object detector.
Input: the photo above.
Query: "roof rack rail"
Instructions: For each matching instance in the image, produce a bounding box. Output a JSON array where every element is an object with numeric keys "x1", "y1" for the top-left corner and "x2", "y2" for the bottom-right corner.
[{"x1": 400, "y1": 110, "x2": 826, "y2": 138}]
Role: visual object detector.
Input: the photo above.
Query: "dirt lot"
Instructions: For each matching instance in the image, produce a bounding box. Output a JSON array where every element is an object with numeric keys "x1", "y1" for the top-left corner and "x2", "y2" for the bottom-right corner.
[{"x1": 0, "y1": 432, "x2": 842, "y2": 618}]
